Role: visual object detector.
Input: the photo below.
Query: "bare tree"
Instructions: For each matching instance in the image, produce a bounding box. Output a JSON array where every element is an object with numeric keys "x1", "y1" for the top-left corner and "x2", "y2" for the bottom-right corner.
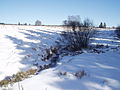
[
  {"x1": 60, "y1": 16, "x2": 94, "y2": 51},
  {"x1": 24, "y1": 23, "x2": 27, "y2": 25},
  {"x1": 99, "y1": 22, "x2": 106, "y2": 28},
  {"x1": 103, "y1": 22, "x2": 106, "y2": 28},
  {"x1": 83, "y1": 18, "x2": 93, "y2": 27},
  {"x1": 35, "y1": 20, "x2": 41, "y2": 26},
  {"x1": 99, "y1": 22, "x2": 103, "y2": 28},
  {"x1": 18, "y1": 22, "x2": 20, "y2": 25}
]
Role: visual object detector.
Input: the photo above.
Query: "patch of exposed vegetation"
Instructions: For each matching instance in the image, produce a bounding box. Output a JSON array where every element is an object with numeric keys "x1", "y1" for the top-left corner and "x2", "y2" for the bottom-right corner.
[
  {"x1": 58, "y1": 70, "x2": 87, "y2": 79},
  {"x1": 0, "y1": 59, "x2": 58, "y2": 87},
  {"x1": 0, "y1": 69, "x2": 37, "y2": 87}
]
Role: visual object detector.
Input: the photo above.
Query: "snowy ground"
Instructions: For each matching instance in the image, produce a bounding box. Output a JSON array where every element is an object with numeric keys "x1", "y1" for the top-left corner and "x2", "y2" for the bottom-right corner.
[
  {"x1": 0, "y1": 25, "x2": 120, "y2": 90},
  {"x1": 0, "y1": 25, "x2": 61, "y2": 81}
]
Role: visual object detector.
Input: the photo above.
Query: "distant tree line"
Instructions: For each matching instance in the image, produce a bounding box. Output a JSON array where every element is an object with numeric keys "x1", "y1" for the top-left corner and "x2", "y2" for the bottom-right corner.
[
  {"x1": 18, "y1": 22, "x2": 28, "y2": 25},
  {"x1": 17, "y1": 20, "x2": 42, "y2": 26},
  {"x1": 0, "y1": 23, "x2": 5, "y2": 25}
]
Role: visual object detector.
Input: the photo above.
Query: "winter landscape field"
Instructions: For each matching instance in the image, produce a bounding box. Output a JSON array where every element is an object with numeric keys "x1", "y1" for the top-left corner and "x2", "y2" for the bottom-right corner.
[
  {"x1": 0, "y1": 0, "x2": 120, "y2": 90},
  {"x1": 0, "y1": 25, "x2": 120, "y2": 90}
]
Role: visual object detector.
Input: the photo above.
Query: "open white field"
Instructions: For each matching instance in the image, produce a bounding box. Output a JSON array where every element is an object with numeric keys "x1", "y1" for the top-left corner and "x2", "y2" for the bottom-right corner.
[
  {"x1": 0, "y1": 25, "x2": 62, "y2": 80},
  {"x1": 0, "y1": 25, "x2": 120, "y2": 90}
]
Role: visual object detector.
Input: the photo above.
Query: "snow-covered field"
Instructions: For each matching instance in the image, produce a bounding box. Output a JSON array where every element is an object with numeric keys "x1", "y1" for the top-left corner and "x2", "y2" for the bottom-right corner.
[
  {"x1": 0, "y1": 25, "x2": 120, "y2": 90},
  {"x1": 0, "y1": 25, "x2": 61, "y2": 80}
]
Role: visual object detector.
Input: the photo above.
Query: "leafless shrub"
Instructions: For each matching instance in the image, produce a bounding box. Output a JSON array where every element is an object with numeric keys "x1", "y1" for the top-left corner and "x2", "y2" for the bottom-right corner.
[
  {"x1": 74, "y1": 70, "x2": 86, "y2": 79},
  {"x1": 61, "y1": 16, "x2": 95, "y2": 51},
  {"x1": 58, "y1": 70, "x2": 86, "y2": 79},
  {"x1": 90, "y1": 49, "x2": 105, "y2": 54},
  {"x1": 58, "y1": 72, "x2": 67, "y2": 76},
  {"x1": 35, "y1": 20, "x2": 41, "y2": 26}
]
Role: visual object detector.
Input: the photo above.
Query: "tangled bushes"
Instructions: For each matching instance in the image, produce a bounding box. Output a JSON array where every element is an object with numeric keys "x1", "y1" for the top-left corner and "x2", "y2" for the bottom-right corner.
[
  {"x1": 41, "y1": 46, "x2": 60, "y2": 67},
  {"x1": 41, "y1": 46, "x2": 59, "y2": 61},
  {"x1": 60, "y1": 16, "x2": 95, "y2": 51}
]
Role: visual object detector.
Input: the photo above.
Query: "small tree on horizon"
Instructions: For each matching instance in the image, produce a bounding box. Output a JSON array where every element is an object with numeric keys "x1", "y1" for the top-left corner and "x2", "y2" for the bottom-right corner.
[
  {"x1": 99, "y1": 22, "x2": 107, "y2": 28},
  {"x1": 24, "y1": 23, "x2": 27, "y2": 25},
  {"x1": 103, "y1": 22, "x2": 106, "y2": 28},
  {"x1": 18, "y1": 22, "x2": 20, "y2": 25},
  {"x1": 83, "y1": 18, "x2": 93, "y2": 27},
  {"x1": 35, "y1": 20, "x2": 41, "y2": 26},
  {"x1": 99, "y1": 22, "x2": 103, "y2": 28}
]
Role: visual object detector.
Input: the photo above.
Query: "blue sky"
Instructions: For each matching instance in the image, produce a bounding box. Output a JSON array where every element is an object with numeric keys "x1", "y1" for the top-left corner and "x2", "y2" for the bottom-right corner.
[{"x1": 0, "y1": 0, "x2": 120, "y2": 26}]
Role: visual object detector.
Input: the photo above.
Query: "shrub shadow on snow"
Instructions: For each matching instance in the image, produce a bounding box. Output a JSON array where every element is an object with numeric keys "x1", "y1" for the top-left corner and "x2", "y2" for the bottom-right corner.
[
  {"x1": 91, "y1": 30, "x2": 120, "y2": 47},
  {"x1": 49, "y1": 79, "x2": 89, "y2": 90},
  {"x1": 4, "y1": 28, "x2": 120, "y2": 90},
  {"x1": 5, "y1": 29, "x2": 60, "y2": 71},
  {"x1": 47, "y1": 51, "x2": 120, "y2": 90},
  {"x1": 48, "y1": 78, "x2": 113, "y2": 90}
]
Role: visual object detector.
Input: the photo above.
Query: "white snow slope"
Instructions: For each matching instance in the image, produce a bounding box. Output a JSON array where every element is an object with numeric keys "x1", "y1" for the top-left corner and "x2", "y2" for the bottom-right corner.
[
  {"x1": 0, "y1": 25, "x2": 61, "y2": 80},
  {"x1": 0, "y1": 25, "x2": 120, "y2": 90}
]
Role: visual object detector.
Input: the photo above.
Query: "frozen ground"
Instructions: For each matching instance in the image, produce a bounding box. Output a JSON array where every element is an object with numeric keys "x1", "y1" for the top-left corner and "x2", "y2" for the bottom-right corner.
[
  {"x1": 13, "y1": 52, "x2": 120, "y2": 90},
  {"x1": 0, "y1": 25, "x2": 61, "y2": 81},
  {"x1": 0, "y1": 25, "x2": 120, "y2": 90}
]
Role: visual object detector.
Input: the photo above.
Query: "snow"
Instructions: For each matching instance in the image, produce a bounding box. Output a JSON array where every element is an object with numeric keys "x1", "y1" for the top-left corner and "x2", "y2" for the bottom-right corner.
[
  {"x1": 0, "y1": 25, "x2": 120, "y2": 90},
  {"x1": 12, "y1": 51, "x2": 120, "y2": 90},
  {"x1": 0, "y1": 25, "x2": 61, "y2": 81}
]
